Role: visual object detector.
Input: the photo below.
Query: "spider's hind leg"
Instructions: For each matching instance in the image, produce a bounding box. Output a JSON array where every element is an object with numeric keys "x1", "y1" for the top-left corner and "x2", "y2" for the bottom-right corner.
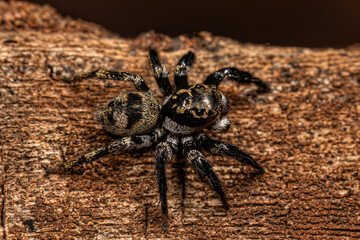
[
  {"x1": 204, "y1": 67, "x2": 270, "y2": 93},
  {"x1": 64, "y1": 133, "x2": 160, "y2": 170},
  {"x1": 174, "y1": 51, "x2": 195, "y2": 90},
  {"x1": 149, "y1": 49, "x2": 173, "y2": 96}
]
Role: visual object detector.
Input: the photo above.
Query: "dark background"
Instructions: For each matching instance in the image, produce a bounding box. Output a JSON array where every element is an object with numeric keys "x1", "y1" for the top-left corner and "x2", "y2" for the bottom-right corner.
[{"x1": 28, "y1": 0, "x2": 360, "y2": 48}]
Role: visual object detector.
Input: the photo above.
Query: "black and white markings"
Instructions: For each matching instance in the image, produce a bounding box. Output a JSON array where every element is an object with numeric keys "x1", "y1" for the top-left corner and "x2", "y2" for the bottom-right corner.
[
  {"x1": 204, "y1": 67, "x2": 271, "y2": 93},
  {"x1": 65, "y1": 49, "x2": 269, "y2": 230},
  {"x1": 96, "y1": 91, "x2": 160, "y2": 136},
  {"x1": 174, "y1": 51, "x2": 195, "y2": 90}
]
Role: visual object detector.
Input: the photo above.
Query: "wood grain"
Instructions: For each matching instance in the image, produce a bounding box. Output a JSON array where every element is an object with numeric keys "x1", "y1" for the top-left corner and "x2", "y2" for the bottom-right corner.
[{"x1": 0, "y1": 1, "x2": 359, "y2": 239}]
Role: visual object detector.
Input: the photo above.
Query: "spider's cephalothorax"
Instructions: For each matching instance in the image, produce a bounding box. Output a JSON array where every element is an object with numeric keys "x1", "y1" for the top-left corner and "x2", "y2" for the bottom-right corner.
[
  {"x1": 162, "y1": 84, "x2": 225, "y2": 134},
  {"x1": 65, "y1": 50, "x2": 271, "y2": 230}
]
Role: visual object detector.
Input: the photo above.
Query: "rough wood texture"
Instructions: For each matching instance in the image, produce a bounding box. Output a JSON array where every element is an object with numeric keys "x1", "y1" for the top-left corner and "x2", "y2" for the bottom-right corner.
[{"x1": 1, "y1": 1, "x2": 360, "y2": 239}]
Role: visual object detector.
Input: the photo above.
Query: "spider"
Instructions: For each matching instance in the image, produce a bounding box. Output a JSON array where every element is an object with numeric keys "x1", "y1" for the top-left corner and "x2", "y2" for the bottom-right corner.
[{"x1": 64, "y1": 49, "x2": 270, "y2": 230}]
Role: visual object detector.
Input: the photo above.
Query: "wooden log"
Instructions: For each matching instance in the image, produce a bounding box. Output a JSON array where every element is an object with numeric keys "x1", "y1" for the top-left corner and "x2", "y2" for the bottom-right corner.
[{"x1": 0, "y1": 1, "x2": 359, "y2": 239}]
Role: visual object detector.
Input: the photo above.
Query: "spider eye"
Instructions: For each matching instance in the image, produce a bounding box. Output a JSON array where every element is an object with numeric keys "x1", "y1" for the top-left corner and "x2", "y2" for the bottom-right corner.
[{"x1": 195, "y1": 108, "x2": 205, "y2": 115}]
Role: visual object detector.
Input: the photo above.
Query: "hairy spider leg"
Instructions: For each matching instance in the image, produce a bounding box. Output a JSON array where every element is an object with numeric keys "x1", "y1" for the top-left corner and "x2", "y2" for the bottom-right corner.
[
  {"x1": 181, "y1": 136, "x2": 229, "y2": 209},
  {"x1": 189, "y1": 150, "x2": 229, "y2": 209},
  {"x1": 204, "y1": 67, "x2": 271, "y2": 93},
  {"x1": 74, "y1": 70, "x2": 151, "y2": 93},
  {"x1": 197, "y1": 133, "x2": 264, "y2": 173},
  {"x1": 149, "y1": 49, "x2": 173, "y2": 96},
  {"x1": 64, "y1": 132, "x2": 161, "y2": 170},
  {"x1": 174, "y1": 51, "x2": 195, "y2": 90},
  {"x1": 155, "y1": 135, "x2": 178, "y2": 231}
]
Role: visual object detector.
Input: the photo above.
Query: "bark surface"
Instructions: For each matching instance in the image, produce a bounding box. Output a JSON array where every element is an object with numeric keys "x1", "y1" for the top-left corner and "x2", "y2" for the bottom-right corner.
[{"x1": 1, "y1": 1, "x2": 359, "y2": 239}]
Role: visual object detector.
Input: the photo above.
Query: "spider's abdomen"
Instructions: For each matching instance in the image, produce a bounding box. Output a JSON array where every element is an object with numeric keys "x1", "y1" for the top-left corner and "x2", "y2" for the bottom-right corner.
[
  {"x1": 96, "y1": 92, "x2": 159, "y2": 136},
  {"x1": 162, "y1": 84, "x2": 223, "y2": 132}
]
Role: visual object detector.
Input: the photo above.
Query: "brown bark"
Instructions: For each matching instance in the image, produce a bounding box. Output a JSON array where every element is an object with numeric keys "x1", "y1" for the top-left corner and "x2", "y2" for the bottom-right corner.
[{"x1": 1, "y1": 1, "x2": 359, "y2": 239}]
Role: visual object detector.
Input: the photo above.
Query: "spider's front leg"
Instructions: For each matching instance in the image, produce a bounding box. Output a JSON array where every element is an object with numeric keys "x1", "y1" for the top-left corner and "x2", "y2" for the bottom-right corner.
[
  {"x1": 204, "y1": 67, "x2": 271, "y2": 93},
  {"x1": 197, "y1": 133, "x2": 264, "y2": 173},
  {"x1": 182, "y1": 136, "x2": 229, "y2": 209},
  {"x1": 155, "y1": 135, "x2": 178, "y2": 231},
  {"x1": 149, "y1": 49, "x2": 173, "y2": 96},
  {"x1": 64, "y1": 133, "x2": 158, "y2": 170},
  {"x1": 174, "y1": 51, "x2": 195, "y2": 90}
]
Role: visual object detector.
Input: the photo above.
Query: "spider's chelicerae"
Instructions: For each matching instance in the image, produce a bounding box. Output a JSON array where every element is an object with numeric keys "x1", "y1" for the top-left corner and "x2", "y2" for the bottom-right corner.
[{"x1": 65, "y1": 50, "x2": 270, "y2": 230}]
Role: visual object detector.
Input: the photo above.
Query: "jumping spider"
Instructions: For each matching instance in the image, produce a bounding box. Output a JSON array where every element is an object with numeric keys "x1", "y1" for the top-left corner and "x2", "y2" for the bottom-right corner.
[{"x1": 65, "y1": 50, "x2": 270, "y2": 230}]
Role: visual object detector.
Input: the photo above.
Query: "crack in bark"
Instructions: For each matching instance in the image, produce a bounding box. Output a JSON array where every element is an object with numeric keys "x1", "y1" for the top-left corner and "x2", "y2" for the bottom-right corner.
[
  {"x1": 284, "y1": 204, "x2": 291, "y2": 237},
  {"x1": 59, "y1": 147, "x2": 66, "y2": 166},
  {"x1": 1, "y1": 157, "x2": 7, "y2": 240},
  {"x1": 143, "y1": 204, "x2": 149, "y2": 239},
  {"x1": 284, "y1": 179, "x2": 291, "y2": 238},
  {"x1": 45, "y1": 56, "x2": 56, "y2": 82},
  {"x1": 175, "y1": 158, "x2": 186, "y2": 222},
  {"x1": 0, "y1": 184, "x2": 5, "y2": 240},
  {"x1": 179, "y1": 161, "x2": 186, "y2": 221}
]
